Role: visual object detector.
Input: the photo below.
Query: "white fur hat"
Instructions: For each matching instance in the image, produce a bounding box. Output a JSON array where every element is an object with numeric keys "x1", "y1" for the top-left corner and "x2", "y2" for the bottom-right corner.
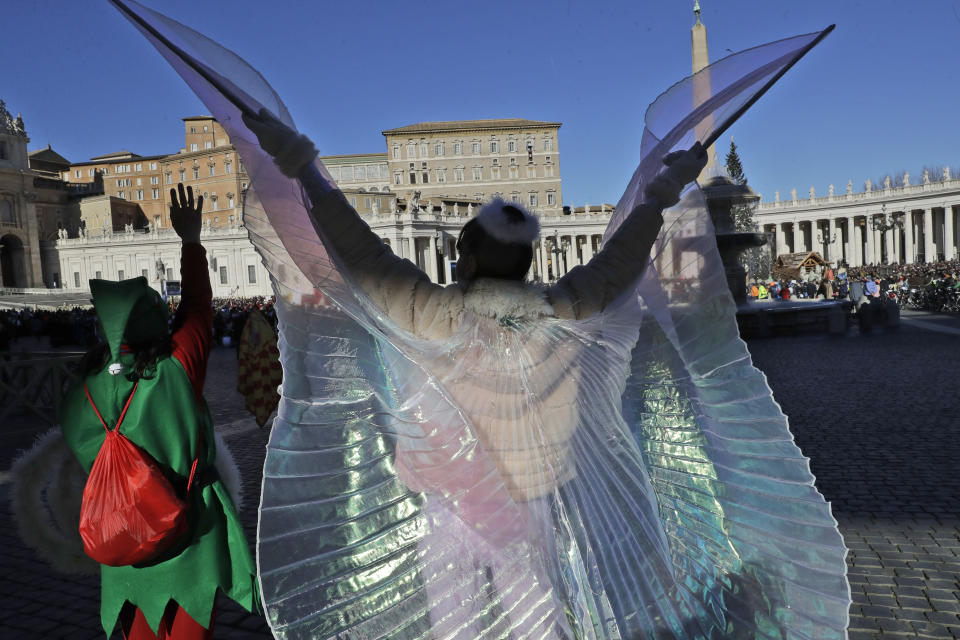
[{"x1": 476, "y1": 197, "x2": 540, "y2": 245}]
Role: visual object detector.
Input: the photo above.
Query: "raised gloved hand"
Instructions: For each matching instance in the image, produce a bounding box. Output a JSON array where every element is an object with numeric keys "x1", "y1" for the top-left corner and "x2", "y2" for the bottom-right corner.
[
  {"x1": 242, "y1": 108, "x2": 318, "y2": 178},
  {"x1": 644, "y1": 142, "x2": 708, "y2": 208}
]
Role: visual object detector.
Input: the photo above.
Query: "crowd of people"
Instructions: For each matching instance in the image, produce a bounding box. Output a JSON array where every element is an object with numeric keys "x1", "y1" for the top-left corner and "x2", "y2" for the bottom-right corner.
[
  {"x1": 748, "y1": 259, "x2": 960, "y2": 310},
  {"x1": 0, "y1": 307, "x2": 100, "y2": 351},
  {"x1": 4, "y1": 259, "x2": 959, "y2": 353},
  {"x1": 0, "y1": 296, "x2": 277, "y2": 352},
  {"x1": 211, "y1": 297, "x2": 277, "y2": 346}
]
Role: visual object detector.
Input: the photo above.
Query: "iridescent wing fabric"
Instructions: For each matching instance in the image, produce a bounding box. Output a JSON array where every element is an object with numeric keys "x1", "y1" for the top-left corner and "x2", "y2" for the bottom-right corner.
[{"x1": 113, "y1": 2, "x2": 849, "y2": 638}]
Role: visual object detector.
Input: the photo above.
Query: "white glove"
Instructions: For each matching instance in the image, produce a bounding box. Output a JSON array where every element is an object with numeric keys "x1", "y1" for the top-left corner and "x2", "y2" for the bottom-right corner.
[
  {"x1": 242, "y1": 108, "x2": 318, "y2": 178},
  {"x1": 644, "y1": 142, "x2": 708, "y2": 208}
]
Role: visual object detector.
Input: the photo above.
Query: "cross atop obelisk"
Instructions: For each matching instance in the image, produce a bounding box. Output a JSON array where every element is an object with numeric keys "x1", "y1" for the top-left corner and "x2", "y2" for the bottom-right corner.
[{"x1": 691, "y1": 0, "x2": 716, "y2": 174}]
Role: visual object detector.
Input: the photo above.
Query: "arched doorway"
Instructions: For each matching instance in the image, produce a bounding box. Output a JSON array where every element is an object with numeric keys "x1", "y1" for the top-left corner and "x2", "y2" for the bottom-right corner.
[{"x1": 0, "y1": 234, "x2": 26, "y2": 287}]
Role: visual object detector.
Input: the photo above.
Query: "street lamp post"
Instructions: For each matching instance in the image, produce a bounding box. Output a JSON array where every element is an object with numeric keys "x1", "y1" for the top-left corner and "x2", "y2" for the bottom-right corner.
[
  {"x1": 549, "y1": 238, "x2": 569, "y2": 281},
  {"x1": 816, "y1": 224, "x2": 839, "y2": 262},
  {"x1": 870, "y1": 204, "x2": 904, "y2": 264},
  {"x1": 869, "y1": 205, "x2": 903, "y2": 233},
  {"x1": 816, "y1": 229, "x2": 839, "y2": 246}
]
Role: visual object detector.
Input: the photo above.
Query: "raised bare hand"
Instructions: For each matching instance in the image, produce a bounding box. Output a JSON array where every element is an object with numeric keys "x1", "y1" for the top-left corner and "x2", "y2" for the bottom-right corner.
[{"x1": 170, "y1": 183, "x2": 203, "y2": 244}]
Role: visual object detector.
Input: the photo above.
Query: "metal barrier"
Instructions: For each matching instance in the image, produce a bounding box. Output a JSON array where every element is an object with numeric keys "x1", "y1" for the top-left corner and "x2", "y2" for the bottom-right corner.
[{"x1": 0, "y1": 351, "x2": 82, "y2": 427}]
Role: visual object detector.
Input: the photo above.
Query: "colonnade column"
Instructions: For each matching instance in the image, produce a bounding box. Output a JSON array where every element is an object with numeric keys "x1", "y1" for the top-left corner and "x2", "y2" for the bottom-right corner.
[
  {"x1": 863, "y1": 219, "x2": 875, "y2": 265},
  {"x1": 439, "y1": 237, "x2": 452, "y2": 284},
  {"x1": 923, "y1": 208, "x2": 935, "y2": 263},
  {"x1": 875, "y1": 225, "x2": 884, "y2": 264},
  {"x1": 553, "y1": 234, "x2": 563, "y2": 277},
  {"x1": 838, "y1": 219, "x2": 850, "y2": 265},
  {"x1": 566, "y1": 236, "x2": 576, "y2": 272},
  {"x1": 885, "y1": 225, "x2": 897, "y2": 264},
  {"x1": 778, "y1": 222, "x2": 791, "y2": 255},
  {"x1": 904, "y1": 212, "x2": 915, "y2": 264},
  {"x1": 532, "y1": 241, "x2": 540, "y2": 280},
  {"x1": 543, "y1": 239, "x2": 552, "y2": 280},
  {"x1": 830, "y1": 218, "x2": 846, "y2": 263},
  {"x1": 945, "y1": 206, "x2": 956, "y2": 261},
  {"x1": 427, "y1": 234, "x2": 439, "y2": 282},
  {"x1": 537, "y1": 239, "x2": 549, "y2": 281},
  {"x1": 852, "y1": 220, "x2": 863, "y2": 267},
  {"x1": 444, "y1": 246, "x2": 454, "y2": 284},
  {"x1": 582, "y1": 235, "x2": 595, "y2": 264},
  {"x1": 812, "y1": 220, "x2": 824, "y2": 258}
]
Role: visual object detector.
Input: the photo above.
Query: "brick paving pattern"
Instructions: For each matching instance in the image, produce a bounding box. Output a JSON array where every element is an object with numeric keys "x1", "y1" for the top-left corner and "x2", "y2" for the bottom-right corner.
[
  {"x1": 748, "y1": 311, "x2": 960, "y2": 640},
  {"x1": 0, "y1": 347, "x2": 271, "y2": 639},
  {"x1": 2, "y1": 312, "x2": 959, "y2": 638}
]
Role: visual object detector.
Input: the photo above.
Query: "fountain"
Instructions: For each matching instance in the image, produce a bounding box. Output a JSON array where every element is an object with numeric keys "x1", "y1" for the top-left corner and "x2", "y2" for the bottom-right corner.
[{"x1": 700, "y1": 174, "x2": 851, "y2": 337}]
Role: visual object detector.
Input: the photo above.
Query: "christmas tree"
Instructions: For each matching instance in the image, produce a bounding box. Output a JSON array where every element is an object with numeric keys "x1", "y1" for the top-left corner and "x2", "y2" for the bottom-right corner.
[
  {"x1": 725, "y1": 140, "x2": 755, "y2": 233},
  {"x1": 724, "y1": 139, "x2": 770, "y2": 278}
]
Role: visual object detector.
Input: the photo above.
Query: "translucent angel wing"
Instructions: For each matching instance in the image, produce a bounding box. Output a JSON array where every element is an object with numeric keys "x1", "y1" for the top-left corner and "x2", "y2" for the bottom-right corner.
[{"x1": 606, "y1": 28, "x2": 834, "y2": 240}]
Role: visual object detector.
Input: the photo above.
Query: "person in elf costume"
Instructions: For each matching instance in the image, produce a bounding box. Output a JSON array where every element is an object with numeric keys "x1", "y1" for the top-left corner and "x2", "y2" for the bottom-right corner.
[{"x1": 59, "y1": 184, "x2": 258, "y2": 639}]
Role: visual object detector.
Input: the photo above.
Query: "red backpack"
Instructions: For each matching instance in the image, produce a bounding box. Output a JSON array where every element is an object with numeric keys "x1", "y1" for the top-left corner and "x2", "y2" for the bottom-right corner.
[{"x1": 78, "y1": 381, "x2": 199, "y2": 566}]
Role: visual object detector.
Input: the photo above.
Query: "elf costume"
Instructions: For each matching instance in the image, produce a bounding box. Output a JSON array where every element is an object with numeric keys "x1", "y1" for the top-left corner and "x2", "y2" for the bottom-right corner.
[{"x1": 59, "y1": 244, "x2": 258, "y2": 638}]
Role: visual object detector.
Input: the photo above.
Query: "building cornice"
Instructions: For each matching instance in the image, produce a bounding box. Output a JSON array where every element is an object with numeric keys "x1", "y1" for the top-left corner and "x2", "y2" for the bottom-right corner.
[
  {"x1": 759, "y1": 178, "x2": 960, "y2": 217},
  {"x1": 71, "y1": 153, "x2": 169, "y2": 167},
  {"x1": 160, "y1": 145, "x2": 237, "y2": 164},
  {"x1": 382, "y1": 119, "x2": 562, "y2": 136},
  {"x1": 319, "y1": 153, "x2": 388, "y2": 163}
]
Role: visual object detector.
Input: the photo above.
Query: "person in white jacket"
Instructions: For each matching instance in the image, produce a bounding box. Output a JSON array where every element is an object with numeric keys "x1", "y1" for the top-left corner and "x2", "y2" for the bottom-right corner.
[
  {"x1": 245, "y1": 109, "x2": 708, "y2": 638},
  {"x1": 244, "y1": 107, "x2": 706, "y2": 503}
]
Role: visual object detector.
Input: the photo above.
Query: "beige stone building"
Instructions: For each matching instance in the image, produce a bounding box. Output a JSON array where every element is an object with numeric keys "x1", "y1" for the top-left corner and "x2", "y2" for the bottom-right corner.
[
  {"x1": 0, "y1": 100, "x2": 85, "y2": 289},
  {"x1": 63, "y1": 151, "x2": 167, "y2": 228},
  {"x1": 62, "y1": 116, "x2": 248, "y2": 231},
  {"x1": 382, "y1": 119, "x2": 563, "y2": 216},
  {"x1": 160, "y1": 116, "x2": 247, "y2": 230},
  {"x1": 45, "y1": 113, "x2": 602, "y2": 291}
]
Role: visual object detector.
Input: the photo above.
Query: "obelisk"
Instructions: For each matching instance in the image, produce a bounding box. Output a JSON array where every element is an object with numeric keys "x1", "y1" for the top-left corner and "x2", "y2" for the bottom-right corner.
[{"x1": 691, "y1": 0, "x2": 717, "y2": 176}]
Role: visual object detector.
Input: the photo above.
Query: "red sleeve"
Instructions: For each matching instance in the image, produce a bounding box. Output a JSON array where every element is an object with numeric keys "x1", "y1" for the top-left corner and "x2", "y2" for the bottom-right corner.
[{"x1": 171, "y1": 243, "x2": 213, "y2": 402}]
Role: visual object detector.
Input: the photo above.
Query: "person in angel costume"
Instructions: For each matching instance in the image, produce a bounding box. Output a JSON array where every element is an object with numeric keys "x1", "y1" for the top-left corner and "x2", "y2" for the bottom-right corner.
[{"x1": 111, "y1": 2, "x2": 849, "y2": 638}]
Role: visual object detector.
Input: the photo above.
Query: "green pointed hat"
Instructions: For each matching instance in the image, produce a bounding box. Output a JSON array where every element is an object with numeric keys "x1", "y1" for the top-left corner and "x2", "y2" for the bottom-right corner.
[{"x1": 89, "y1": 277, "x2": 169, "y2": 374}]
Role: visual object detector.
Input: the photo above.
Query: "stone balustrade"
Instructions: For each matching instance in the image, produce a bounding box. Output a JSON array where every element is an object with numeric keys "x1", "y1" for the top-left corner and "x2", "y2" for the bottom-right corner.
[
  {"x1": 53, "y1": 223, "x2": 270, "y2": 297},
  {"x1": 49, "y1": 203, "x2": 616, "y2": 295}
]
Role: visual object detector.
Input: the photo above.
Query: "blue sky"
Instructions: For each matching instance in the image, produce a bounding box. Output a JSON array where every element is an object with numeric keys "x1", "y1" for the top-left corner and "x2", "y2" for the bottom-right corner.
[{"x1": 4, "y1": 0, "x2": 960, "y2": 206}]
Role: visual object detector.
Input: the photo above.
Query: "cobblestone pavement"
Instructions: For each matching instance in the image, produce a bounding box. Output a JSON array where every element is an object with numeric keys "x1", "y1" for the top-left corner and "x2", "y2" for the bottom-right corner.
[
  {"x1": 2, "y1": 314, "x2": 959, "y2": 638},
  {"x1": 748, "y1": 310, "x2": 960, "y2": 640},
  {"x1": 1, "y1": 346, "x2": 272, "y2": 639}
]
